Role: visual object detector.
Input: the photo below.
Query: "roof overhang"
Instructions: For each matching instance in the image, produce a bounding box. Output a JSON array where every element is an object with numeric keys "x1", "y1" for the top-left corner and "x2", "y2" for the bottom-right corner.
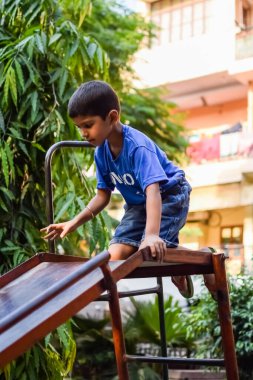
[{"x1": 162, "y1": 71, "x2": 248, "y2": 109}]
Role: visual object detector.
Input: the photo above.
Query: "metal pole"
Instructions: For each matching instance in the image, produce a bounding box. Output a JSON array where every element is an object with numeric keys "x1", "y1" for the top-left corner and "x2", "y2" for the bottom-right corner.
[
  {"x1": 157, "y1": 277, "x2": 169, "y2": 380},
  {"x1": 44, "y1": 141, "x2": 92, "y2": 253}
]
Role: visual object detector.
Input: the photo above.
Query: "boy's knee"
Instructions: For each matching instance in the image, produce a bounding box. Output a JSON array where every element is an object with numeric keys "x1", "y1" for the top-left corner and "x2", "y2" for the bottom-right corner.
[{"x1": 109, "y1": 244, "x2": 137, "y2": 260}]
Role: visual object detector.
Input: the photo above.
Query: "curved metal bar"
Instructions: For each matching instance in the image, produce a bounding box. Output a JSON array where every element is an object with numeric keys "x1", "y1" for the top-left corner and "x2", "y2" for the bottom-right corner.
[{"x1": 44, "y1": 141, "x2": 93, "y2": 253}]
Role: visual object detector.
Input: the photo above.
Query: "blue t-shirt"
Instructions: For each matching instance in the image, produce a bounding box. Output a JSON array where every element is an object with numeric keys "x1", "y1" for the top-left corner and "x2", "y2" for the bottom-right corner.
[{"x1": 95, "y1": 125, "x2": 185, "y2": 205}]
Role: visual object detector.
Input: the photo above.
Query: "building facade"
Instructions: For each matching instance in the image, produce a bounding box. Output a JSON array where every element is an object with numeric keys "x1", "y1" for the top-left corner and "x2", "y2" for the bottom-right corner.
[{"x1": 133, "y1": 0, "x2": 253, "y2": 273}]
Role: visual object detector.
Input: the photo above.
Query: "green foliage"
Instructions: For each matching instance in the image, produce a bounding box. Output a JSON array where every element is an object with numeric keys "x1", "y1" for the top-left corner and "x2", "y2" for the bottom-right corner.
[
  {"x1": 185, "y1": 275, "x2": 253, "y2": 380},
  {"x1": 72, "y1": 313, "x2": 161, "y2": 379},
  {"x1": 0, "y1": 0, "x2": 110, "y2": 269},
  {"x1": 124, "y1": 295, "x2": 194, "y2": 351},
  {"x1": 0, "y1": 0, "x2": 109, "y2": 378},
  {"x1": 71, "y1": 314, "x2": 116, "y2": 379}
]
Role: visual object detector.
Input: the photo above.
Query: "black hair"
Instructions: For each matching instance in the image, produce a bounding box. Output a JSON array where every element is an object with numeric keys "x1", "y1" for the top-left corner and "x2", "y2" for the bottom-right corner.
[{"x1": 68, "y1": 80, "x2": 120, "y2": 120}]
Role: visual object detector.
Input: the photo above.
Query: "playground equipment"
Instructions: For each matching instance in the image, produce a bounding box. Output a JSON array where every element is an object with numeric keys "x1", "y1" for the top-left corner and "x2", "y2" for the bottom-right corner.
[{"x1": 0, "y1": 142, "x2": 239, "y2": 380}]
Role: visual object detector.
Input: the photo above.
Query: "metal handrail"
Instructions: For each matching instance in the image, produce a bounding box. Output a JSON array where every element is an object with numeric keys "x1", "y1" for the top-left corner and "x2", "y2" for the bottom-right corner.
[{"x1": 45, "y1": 141, "x2": 93, "y2": 253}]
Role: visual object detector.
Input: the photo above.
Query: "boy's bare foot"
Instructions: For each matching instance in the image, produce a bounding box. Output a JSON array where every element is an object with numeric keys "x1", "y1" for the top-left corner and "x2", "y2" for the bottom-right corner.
[{"x1": 172, "y1": 275, "x2": 194, "y2": 299}]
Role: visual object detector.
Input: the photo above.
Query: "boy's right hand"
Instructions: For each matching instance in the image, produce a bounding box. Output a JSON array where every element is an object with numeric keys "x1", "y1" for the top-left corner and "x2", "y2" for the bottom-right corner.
[{"x1": 40, "y1": 220, "x2": 76, "y2": 240}]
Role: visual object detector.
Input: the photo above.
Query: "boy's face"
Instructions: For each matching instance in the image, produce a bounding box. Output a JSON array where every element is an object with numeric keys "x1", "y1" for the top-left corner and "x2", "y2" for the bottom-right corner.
[{"x1": 73, "y1": 112, "x2": 116, "y2": 146}]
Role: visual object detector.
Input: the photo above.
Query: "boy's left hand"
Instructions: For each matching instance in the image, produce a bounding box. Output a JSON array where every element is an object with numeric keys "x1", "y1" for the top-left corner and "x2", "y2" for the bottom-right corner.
[{"x1": 139, "y1": 234, "x2": 166, "y2": 263}]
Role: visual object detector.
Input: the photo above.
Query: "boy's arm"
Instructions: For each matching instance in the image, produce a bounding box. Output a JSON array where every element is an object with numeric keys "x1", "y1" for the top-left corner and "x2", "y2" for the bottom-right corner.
[
  {"x1": 41, "y1": 189, "x2": 111, "y2": 240},
  {"x1": 139, "y1": 183, "x2": 166, "y2": 261}
]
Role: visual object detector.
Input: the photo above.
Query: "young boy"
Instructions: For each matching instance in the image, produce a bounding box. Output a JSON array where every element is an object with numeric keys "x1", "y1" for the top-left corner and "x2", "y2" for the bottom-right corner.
[{"x1": 41, "y1": 80, "x2": 194, "y2": 298}]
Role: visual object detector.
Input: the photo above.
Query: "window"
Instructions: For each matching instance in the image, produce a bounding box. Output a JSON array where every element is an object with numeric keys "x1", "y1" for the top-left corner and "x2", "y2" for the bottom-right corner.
[
  {"x1": 235, "y1": 0, "x2": 253, "y2": 32},
  {"x1": 221, "y1": 226, "x2": 243, "y2": 246},
  {"x1": 151, "y1": 0, "x2": 214, "y2": 45}
]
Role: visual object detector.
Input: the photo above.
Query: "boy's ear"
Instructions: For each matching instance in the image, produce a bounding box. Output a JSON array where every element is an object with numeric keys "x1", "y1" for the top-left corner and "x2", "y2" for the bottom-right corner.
[{"x1": 108, "y1": 109, "x2": 119, "y2": 123}]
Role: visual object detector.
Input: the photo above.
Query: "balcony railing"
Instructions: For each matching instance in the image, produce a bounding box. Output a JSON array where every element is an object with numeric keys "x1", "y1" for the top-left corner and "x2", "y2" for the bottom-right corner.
[
  {"x1": 187, "y1": 130, "x2": 253, "y2": 165},
  {"x1": 235, "y1": 30, "x2": 253, "y2": 60}
]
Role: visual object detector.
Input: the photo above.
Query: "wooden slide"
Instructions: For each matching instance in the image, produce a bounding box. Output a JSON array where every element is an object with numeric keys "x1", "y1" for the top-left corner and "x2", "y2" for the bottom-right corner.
[{"x1": 0, "y1": 247, "x2": 239, "y2": 380}]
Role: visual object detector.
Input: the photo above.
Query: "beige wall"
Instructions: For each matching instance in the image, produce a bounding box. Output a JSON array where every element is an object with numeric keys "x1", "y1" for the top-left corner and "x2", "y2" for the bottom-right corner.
[{"x1": 184, "y1": 99, "x2": 247, "y2": 131}]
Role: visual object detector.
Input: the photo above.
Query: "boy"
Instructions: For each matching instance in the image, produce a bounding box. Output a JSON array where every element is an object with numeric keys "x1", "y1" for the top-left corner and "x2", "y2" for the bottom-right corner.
[{"x1": 41, "y1": 80, "x2": 194, "y2": 298}]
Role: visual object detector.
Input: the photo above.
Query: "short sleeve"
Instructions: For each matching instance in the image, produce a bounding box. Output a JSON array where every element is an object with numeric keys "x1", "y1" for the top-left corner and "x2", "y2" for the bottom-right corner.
[
  {"x1": 94, "y1": 151, "x2": 115, "y2": 191},
  {"x1": 133, "y1": 147, "x2": 168, "y2": 191}
]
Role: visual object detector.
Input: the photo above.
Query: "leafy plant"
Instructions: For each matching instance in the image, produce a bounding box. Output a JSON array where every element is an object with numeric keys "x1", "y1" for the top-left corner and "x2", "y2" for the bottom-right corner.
[
  {"x1": 0, "y1": 321, "x2": 76, "y2": 380},
  {"x1": 71, "y1": 314, "x2": 116, "y2": 379},
  {"x1": 0, "y1": 0, "x2": 109, "y2": 378},
  {"x1": 124, "y1": 295, "x2": 194, "y2": 351},
  {"x1": 72, "y1": 312, "x2": 162, "y2": 380},
  {"x1": 185, "y1": 275, "x2": 253, "y2": 380}
]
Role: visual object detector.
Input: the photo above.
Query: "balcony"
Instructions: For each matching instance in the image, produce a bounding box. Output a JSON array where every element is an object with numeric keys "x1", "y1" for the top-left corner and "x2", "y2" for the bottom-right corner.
[
  {"x1": 187, "y1": 125, "x2": 253, "y2": 164},
  {"x1": 185, "y1": 129, "x2": 253, "y2": 210},
  {"x1": 235, "y1": 30, "x2": 253, "y2": 61},
  {"x1": 186, "y1": 128, "x2": 253, "y2": 184}
]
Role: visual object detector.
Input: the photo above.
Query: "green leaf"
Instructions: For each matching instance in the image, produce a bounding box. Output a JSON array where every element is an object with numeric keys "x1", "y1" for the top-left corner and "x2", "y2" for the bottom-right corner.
[
  {"x1": 3, "y1": 67, "x2": 10, "y2": 105},
  {"x1": 8, "y1": 66, "x2": 17, "y2": 106},
  {"x1": 4, "y1": 142, "x2": 15, "y2": 181},
  {"x1": 31, "y1": 142, "x2": 45, "y2": 152},
  {"x1": 78, "y1": 0, "x2": 92, "y2": 28},
  {"x1": 15, "y1": 35, "x2": 33, "y2": 50},
  {"x1": 54, "y1": 193, "x2": 75, "y2": 222},
  {"x1": 59, "y1": 70, "x2": 68, "y2": 98},
  {"x1": 31, "y1": 91, "x2": 38, "y2": 112},
  {"x1": 1, "y1": 147, "x2": 9, "y2": 187},
  {"x1": 0, "y1": 196, "x2": 8, "y2": 212},
  {"x1": 69, "y1": 38, "x2": 79, "y2": 57},
  {"x1": 9, "y1": 126, "x2": 22, "y2": 139},
  {"x1": 87, "y1": 42, "x2": 97, "y2": 59},
  {"x1": 18, "y1": 141, "x2": 30, "y2": 157},
  {"x1": 45, "y1": 333, "x2": 52, "y2": 347},
  {"x1": 56, "y1": 325, "x2": 69, "y2": 348},
  {"x1": 13, "y1": 252, "x2": 26, "y2": 267},
  {"x1": 32, "y1": 346, "x2": 40, "y2": 374},
  {"x1": 26, "y1": 5, "x2": 41, "y2": 26},
  {"x1": 0, "y1": 187, "x2": 15, "y2": 200},
  {"x1": 49, "y1": 33, "x2": 62, "y2": 46},
  {"x1": 0, "y1": 109, "x2": 5, "y2": 133},
  {"x1": 35, "y1": 33, "x2": 44, "y2": 54},
  {"x1": 15, "y1": 60, "x2": 25, "y2": 91},
  {"x1": 3, "y1": 363, "x2": 11, "y2": 380}
]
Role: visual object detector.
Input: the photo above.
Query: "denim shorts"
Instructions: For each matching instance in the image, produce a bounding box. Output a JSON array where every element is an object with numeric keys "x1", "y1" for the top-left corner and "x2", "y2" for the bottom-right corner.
[{"x1": 110, "y1": 179, "x2": 192, "y2": 248}]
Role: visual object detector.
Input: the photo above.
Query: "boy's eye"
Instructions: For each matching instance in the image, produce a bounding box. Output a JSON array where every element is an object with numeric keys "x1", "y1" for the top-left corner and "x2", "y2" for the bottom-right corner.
[{"x1": 77, "y1": 124, "x2": 92, "y2": 129}]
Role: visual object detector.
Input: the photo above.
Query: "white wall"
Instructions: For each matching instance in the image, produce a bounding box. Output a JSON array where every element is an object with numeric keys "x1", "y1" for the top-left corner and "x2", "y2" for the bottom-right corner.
[{"x1": 133, "y1": 0, "x2": 236, "y2": 87}]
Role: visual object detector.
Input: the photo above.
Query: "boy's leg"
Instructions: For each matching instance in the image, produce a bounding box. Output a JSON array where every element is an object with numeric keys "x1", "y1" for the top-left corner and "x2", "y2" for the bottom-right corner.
[
  {"x1": 171, "y1": 275, "x2": 194, "y2": 298},
  {"x1": 171, "y1": 245, "x2": 193, "y2": 297},
  {"x1": 109, "y1": 243, "x2": 138, "y2": 260},
  {"x1": 160, "y1": 181, "x2": 193, "y2": 298},
  {"x1": 200, "y1": 247, "x2": 218, "y2": 299},
  {"x1": 203, "y1": 273, "x2": 217, "y2": 299}
]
